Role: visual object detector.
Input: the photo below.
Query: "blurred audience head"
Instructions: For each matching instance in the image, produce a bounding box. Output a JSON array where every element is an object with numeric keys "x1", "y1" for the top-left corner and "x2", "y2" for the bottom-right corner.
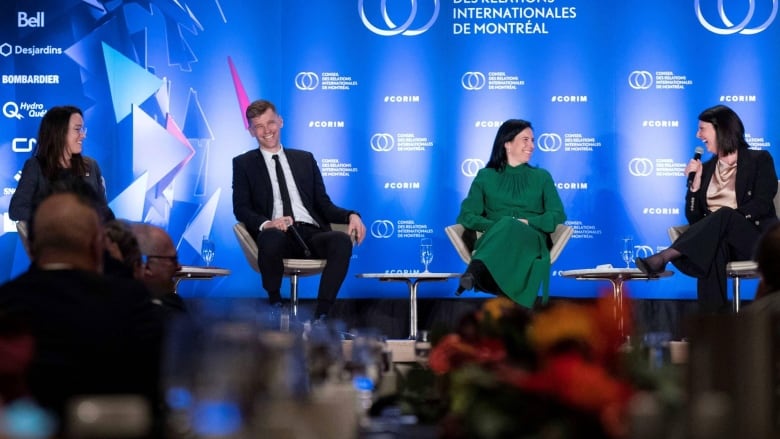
[
  {"x1": 104, "y1": 219, "x2": 143, "y2": 279},
  {"x1": 756, "y1": 222, "x2": 780, "y2": 299},
  {"x1": 132, "y1": 223, "x2": 181, "y2": 296},
  {"x1": 29, "y1": 192, "x2": 103, "y2": 271}
]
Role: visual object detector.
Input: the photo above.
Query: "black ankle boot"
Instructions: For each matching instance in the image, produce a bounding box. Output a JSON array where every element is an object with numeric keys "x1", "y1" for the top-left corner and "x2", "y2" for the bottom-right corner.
[{"x1": 455, "y1": 273, "x2": 475, "y2": 296}]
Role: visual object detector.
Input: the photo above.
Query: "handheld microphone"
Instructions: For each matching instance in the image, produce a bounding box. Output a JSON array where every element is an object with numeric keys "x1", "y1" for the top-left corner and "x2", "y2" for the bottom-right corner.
[
  {"x1": 687, "y1": 146, "x2": 704, "y2": 189},
  {"x1": 287, "y1": 223, "x2": 312, "y2": 257}
]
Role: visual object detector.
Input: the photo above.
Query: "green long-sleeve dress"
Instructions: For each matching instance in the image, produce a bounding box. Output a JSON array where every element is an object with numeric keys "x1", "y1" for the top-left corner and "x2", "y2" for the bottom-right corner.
[{"x1": 456, "y1": 163, "x2": 566, "y2": 307}]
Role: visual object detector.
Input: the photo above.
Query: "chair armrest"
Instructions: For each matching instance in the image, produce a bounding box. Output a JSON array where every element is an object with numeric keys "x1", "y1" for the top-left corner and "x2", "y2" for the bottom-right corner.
[
  {"x1": 550, "y1": 224, "x2": 573, "y2": 264},
  {"x1": 233, "y1": 223, "x2": 260, "y2": 272},
  {"x1": 668, "y1": 225, "x2": 689, "y2": 244},
  {"x1": 445, "y1": 224, "x2": 473, "y2": 265}
]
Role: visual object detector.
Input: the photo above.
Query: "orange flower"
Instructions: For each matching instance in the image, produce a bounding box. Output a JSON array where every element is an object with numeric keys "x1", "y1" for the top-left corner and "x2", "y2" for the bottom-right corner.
[
  {"x1": 429, "y1": 333, "x2": 507, "y2": 374},
  {"x1": 526, "y1": 302, "x2": 604, "y2": 356},
  {"x1": 478, "y1": 296, "x2": 518, "y2": 321}
]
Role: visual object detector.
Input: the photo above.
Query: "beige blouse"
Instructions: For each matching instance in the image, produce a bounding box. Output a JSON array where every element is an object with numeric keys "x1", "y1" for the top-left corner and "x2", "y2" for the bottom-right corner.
[{"x1": 707, "y1": 159, "x2": 738, "y2": 211}]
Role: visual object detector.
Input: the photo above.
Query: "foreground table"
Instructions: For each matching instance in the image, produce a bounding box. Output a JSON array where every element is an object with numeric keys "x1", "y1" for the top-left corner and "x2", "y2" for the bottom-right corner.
[
  {"x1": 356, "y1": 272, "x2": 460, "y2": 339},
  {"x1": 560, "y1": 267, "x2": 673, "y2": 337},
  {"x1": 174, "y1": 266, "x2": 231, "y2": 293}
]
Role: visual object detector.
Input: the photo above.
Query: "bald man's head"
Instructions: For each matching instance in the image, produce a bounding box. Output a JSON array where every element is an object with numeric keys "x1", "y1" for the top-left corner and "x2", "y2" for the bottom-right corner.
[
  {"x1": 30, "y1": 192, "x2": 102, "y2": 270},
  {"x1": 132, "y1": 223, "x2": 180, "y2": 295}
]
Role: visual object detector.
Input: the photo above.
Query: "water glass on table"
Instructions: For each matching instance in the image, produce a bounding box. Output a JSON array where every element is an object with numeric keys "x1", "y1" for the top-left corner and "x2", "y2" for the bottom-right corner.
[
  {"x1": 415, "y1": 330, "x2": 431, "y2": 365},
  {"x1": 201, "y1": 236, "x2": 215, "y2": 266},
  {"x1": 420, "y1": 238, "x2": 433, "y2": 273}
]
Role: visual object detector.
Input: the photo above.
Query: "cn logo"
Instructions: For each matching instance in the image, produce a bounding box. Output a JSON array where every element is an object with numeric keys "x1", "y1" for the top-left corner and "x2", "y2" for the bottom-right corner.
[
  {"x1": 628, "y1": 158, "x2": 654, "y2": 177},
  {"x1": 537, "y1": 133, "x2": 562, "y2": 152},
  {"x1": 461, "y1": 159, "x2": 484, "y2": 177},
  {"x1": 461, "y1": 72, "x2": 486, "y2": 90},
  {"x1": 695, "y1": 0, "x2": 778, "y2": 35},
  {"x1": 12, "y1": 138, "x2": 36, "y2": 153},
  {"x1": 294, "y1": 72, "x2": 319, "y2": 90},
  {"x1": 628, "y1": 71, "x2": 653, "y2": 90},
  {"x1": 359, "y1": 0, "x2": 440, "y2": 36},
  {"x1": 370, "y1": 220, "x2": 395, "y2": 238},
  {"x1": 370, "y1": 133, "x2": 395, "y2": 152}
]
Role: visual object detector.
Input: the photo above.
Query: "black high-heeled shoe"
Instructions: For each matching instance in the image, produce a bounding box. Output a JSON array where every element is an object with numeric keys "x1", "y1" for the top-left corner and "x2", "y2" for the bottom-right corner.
[
  {"x1": 635, "y1": 257, "x2": 665, "y2": 277},
  {"x1": 455, "y1": 272, "x2": 475, "y2": 296}
]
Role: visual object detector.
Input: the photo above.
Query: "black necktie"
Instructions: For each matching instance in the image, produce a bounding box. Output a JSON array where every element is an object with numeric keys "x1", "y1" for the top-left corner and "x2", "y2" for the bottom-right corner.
[{"x1": 272, "y1": 154, "x2": 294, "y2": 219}]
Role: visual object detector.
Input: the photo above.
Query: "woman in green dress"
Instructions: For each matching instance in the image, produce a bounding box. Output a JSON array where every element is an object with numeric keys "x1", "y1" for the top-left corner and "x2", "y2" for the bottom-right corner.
[{"x1": 455, "y1": 119, "x2": 566, "y2": 308}]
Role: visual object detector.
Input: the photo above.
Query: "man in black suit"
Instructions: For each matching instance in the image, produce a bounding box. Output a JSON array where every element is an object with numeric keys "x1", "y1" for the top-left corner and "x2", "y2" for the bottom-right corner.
[
  {"x1": 232, "y1": 99, "x2": 366, "y2": 320},
  {"x1": 0, "y1": 192, "x2": 164, "y2": 430}
]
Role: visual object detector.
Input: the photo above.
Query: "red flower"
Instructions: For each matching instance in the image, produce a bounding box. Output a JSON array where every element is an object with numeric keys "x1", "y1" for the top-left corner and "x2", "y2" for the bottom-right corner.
[
  {"x1": 429, "y1": 334, "x2": 507, "y2": 374},
  {"x1": 517, "y1": 352, "x2": 633, "y2": 414}
]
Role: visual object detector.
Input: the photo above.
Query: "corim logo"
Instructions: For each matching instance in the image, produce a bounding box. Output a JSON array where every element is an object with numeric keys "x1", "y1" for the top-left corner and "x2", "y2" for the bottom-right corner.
[
  {"x1": 461, "y1": 72, "x2": 486, "y2": 90},
  {"x1": 537, "y1": 133, "x2": 563, "y2": 152},
  {"x1": 628, "y1": 70, "x2": 653, "y2": 89},
  {"x1": 359, "y1": 0, "x2": 440, "y2": 36},
  {"x1": 695, "y1": 0, "x2": 778, "y2": 35},
  {"x1": 294, "y1": 72, "x2": 319, "y2": 90},
  {"x1": 628, "y1": 158, "x2": 654, "y2": 177},
  {"x1": 370, "y1": 220, "x2": 395, "y2": 238},
  {"x1": 370, "y1": 133, "x2": 395, "y2": 152},
  {"x1": 461, "y1": 159, "x2": 484, "y2": 177}
]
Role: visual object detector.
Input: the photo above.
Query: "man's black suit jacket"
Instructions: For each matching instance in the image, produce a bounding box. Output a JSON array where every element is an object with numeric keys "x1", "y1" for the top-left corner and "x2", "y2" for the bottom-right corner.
[
  {"x1": 232, "y1": 148, "x2": 354, "y2": 239},
  {"x1": 0, "y1": 268, "x2": 164, "y2": 417}
]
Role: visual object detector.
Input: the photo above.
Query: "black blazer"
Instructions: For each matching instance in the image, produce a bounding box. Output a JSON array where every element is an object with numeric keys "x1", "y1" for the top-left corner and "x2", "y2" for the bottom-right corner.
[
  {"x1": 685, "y1": 148, "x2": 778, "y2": 231},
  {"x1": 232, "y1": 148, "x2": 354, "y2": 239},
  {"x1": 0, "y1": 268, "x2": 164, "y2": 416},
  {"x1": 9, "y1": 156, "x2": 113, "y2": 223}
]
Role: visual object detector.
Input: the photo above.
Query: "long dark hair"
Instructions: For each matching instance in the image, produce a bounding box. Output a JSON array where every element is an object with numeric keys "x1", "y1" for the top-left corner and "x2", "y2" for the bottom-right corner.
[
  {"x1": 34, "y1": 105, "x2": 87, "y2": 180},
  {"x1": 697, "y1": 104, "x2": 748, "y2": 156},
  {"x1": 486, "y1": 119, "x2": 533, "y2": 172}
]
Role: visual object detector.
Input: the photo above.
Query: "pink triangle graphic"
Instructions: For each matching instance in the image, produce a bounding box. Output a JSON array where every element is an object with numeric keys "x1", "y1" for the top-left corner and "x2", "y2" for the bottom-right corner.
[{"x1": 228, "y1": 56, "x2": 251, "y2": 130}]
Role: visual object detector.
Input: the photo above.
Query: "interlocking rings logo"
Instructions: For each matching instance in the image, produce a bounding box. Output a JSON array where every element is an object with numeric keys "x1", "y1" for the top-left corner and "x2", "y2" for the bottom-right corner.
[
  {"x1": 695, "y1": 0, "x2": 778, "y2": 35},
  {"x1": 294, "y1": 72, "x2": 319, "y2": 90},
  {"x1": 628, "y1": 71, "x2": 653, "y2": 90},
  {"x1": 370, "y1": 220, "x2": 395, "y2": 238},
  {"x1": 359, "y1": 0, "x2": 440, "y2": 36},
  {"x1": 634, "y1": 245, "x2": 655, "y2": 258},
  {"x1": 628, "y1": 158, "x2": 654, "y2": 177},
  {"x1": 537, "y1": 133, "x2": 563, "y2": 152},
  {"x1": 461, "y1": 72, "x2": 486, "y2": 90},
  {"x1": 370, "y1": 133, "x2": 395, "y2": 152},
  {"x1": 461, "y1": 159, "x2": 484, "y2": 177}
]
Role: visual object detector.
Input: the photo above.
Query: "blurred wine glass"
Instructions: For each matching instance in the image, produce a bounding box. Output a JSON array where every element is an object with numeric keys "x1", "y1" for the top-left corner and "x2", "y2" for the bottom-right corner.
[
  {"x1": 201, "y1": 236, "x2": 215, "y2": 267},
  {"x1": 420, "y1": 238, "x2": 433, "y2": 273},
  {"x1": 621, "y1": 236, "x2": 634, "y2": 269}
]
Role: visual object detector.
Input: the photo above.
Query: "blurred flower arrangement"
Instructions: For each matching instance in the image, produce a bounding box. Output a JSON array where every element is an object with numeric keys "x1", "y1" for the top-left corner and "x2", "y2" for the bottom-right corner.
[{"x1": 395, "y1": 293, "x2": 684, "y2": 439}]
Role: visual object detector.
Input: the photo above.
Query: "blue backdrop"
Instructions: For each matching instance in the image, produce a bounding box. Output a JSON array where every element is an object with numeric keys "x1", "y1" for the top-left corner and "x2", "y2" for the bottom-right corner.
[{"x1": 1, "y1": 0, "x2": 777, "y2": 300}]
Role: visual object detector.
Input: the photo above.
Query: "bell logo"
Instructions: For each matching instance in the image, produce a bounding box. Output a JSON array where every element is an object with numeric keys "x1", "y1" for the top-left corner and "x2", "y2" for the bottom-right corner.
[{"x1": 18, "y1": 12, "x2": 45, "y2": 28}]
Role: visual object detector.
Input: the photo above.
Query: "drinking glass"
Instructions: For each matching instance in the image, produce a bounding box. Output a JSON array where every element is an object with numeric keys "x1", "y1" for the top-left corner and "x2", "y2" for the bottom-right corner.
[
  {"x1": 201, "y1": 236, "x2": 215, "y2": 267},
  {"x1": 415, "y1": 330, "x2": 431, "y2": 366},
  {"x1": 420, "y1": 238, "x2": 433, "y2": 273},
  {"x1": 621, "y1": 236, "x2": 634, "y2": 269}
]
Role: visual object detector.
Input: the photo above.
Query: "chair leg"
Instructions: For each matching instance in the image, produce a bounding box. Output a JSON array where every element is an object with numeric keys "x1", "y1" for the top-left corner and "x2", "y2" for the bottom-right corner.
[
  {"x1": 290, "y1": 273, "x2": 299, "y2": 319},
  {"x1": 732, "y1": 276, "x2": 741, "y2": 313}
]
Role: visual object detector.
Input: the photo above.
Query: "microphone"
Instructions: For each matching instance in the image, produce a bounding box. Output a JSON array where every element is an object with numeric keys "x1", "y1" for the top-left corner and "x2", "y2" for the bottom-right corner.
[
  {"x1": 287, "y1": 223, "x2": 312, "y2": 257},
  {"x1": 687, "y1": 146, "x2": 704, "y2": 189}
]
